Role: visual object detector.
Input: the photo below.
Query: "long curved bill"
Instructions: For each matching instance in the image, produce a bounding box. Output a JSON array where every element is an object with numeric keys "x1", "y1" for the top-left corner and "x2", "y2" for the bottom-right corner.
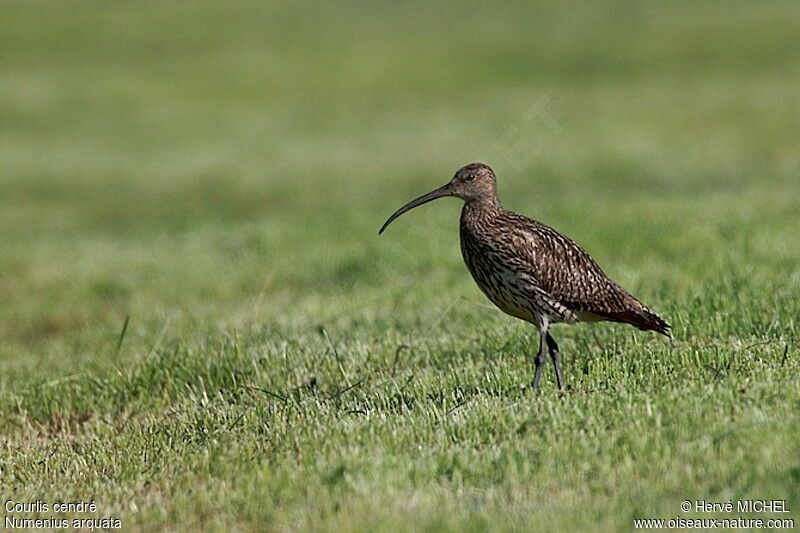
[{"x1": 378, "y1": 183, "x2": 452, "y2": 235}]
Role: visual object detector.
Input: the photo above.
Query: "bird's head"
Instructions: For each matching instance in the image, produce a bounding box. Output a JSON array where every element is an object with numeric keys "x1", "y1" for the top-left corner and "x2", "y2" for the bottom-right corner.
[
  {"x1": 379, "y1": 162, "x2": 498, "y2": 234},
  {"x1": 450, "y1": 162, "x2": 497, "y2": 201}
]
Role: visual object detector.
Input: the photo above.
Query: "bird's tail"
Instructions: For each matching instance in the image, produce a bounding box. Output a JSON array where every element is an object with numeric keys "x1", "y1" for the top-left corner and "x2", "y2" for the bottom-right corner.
[{"x1": 603, "y1": 307, "x2": 672, "y2": 337}]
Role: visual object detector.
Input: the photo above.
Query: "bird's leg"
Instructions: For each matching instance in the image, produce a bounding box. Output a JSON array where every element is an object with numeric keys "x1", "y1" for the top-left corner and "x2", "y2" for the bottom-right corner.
[
  {"x1": 546, "y1": 332, "x2": 564, "y2": 392},
  {"x1": 531, "y1": 323, "x2": 549, "y2": 391}
]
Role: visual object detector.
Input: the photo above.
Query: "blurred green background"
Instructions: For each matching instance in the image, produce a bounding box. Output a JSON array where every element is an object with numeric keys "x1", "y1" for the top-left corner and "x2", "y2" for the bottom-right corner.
[{"x1": 1, "y1": 1, "x2": 798, "y2": 530}]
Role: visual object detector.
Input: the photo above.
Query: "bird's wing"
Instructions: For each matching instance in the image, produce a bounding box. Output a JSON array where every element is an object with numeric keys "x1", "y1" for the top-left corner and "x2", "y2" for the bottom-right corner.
[{"x1": 497, "y1": 212, "x2": 669, "y2": 333}]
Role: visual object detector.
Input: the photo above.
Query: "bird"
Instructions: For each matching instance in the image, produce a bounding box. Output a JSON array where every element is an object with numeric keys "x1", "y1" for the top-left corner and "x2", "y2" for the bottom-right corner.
[{"x1": 379, "y1": 162, "x2": 670, "y2": 391}]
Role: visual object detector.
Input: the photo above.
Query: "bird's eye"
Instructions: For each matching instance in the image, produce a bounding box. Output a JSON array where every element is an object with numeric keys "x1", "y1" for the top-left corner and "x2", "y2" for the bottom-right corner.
[{"x1": 465, "y1": 174, "x2": 476, "y2": 182}]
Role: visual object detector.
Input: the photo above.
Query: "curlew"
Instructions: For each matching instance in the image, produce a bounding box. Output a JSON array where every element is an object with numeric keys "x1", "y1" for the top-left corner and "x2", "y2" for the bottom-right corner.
[{"x1": 379, "y1": 162, "x2": 670, "y2": 391}]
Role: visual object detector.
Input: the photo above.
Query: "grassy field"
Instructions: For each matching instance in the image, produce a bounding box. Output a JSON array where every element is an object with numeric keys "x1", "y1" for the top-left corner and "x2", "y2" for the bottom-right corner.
[{"x1": 1, "y1": 0, "x2": 799, "y2": 530}]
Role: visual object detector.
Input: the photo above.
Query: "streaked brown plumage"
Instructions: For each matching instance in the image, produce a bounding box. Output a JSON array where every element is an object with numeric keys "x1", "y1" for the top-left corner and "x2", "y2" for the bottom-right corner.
[{"x1": 379, "y1": 162, "x2": 670, "y2": 391}]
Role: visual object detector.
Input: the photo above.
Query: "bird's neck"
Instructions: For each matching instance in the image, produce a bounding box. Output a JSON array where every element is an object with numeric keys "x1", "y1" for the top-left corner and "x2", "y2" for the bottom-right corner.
[{"x1": 461, "y1": 196, "x2": 501, "y2": 226}]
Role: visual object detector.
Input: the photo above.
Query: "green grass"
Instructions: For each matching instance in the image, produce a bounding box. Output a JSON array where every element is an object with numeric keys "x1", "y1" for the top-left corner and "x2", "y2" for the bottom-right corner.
[{"x1": 1, "y1": 0, "x2": 799, "y2": 530}]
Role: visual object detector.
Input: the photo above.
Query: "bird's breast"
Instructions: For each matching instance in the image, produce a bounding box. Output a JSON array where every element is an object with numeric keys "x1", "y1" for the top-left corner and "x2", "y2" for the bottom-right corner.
[{"x1": 459, "y1": 225, "x2": 539, "y2": 323}]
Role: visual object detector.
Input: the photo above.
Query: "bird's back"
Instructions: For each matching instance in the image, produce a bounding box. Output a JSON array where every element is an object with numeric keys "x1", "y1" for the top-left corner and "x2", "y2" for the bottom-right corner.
[{"x1": 460, "y1": 205, "x2": 670, "y2": 335}]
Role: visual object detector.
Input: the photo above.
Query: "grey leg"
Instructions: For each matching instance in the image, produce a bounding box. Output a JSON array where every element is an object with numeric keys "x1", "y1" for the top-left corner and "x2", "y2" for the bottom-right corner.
[
  {"x1": 546, "y1": 332, "x2": 564, "y2": 391},
  {"x1": 531, "y1": 322, "x2": 549, "y2": 391}
]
